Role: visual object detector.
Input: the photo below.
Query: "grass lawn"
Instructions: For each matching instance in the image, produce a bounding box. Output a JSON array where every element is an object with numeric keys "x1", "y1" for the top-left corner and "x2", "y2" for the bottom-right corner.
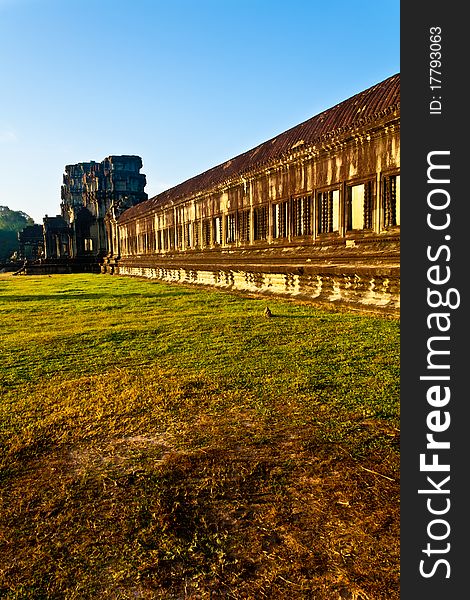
[{"x1": 0, "y1": 273, "x2": 400, "y2": 599}]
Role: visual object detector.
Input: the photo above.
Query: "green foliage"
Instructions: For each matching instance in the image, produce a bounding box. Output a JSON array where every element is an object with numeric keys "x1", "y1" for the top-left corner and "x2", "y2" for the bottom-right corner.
[
  {"x1": 0, "y1": 205, "x2": 34, "y2": 231},
  {"x1": 0, "y1": 230, "x2": 19, "y2": 261},
  {"x1": 0, "y1": 206, "x2": 35, "y2": 261}
]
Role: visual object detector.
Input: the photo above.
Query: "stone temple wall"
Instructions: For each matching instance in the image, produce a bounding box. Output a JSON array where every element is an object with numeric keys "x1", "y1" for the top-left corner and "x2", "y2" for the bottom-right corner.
[{"x1": 109, "y1": 75, "x2": 400, "y2": 315}]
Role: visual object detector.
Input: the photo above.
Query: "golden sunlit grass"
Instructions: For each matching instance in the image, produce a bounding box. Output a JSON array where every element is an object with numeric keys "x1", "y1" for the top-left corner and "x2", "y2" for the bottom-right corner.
[{"x1": 0, "y1": 273, "x2": 400, "y2": 599}]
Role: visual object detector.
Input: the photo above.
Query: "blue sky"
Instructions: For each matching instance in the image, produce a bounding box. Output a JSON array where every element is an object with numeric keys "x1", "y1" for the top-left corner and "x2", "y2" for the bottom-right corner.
[{"x1": 0, "y1": 0, "x2": 399, "y2": 223}]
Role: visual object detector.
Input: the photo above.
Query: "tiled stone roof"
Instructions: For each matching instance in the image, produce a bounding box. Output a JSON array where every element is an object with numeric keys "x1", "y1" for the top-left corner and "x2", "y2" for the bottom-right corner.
[{"x1": 120, "y1": 73, "x2": 399, "y2": 221}]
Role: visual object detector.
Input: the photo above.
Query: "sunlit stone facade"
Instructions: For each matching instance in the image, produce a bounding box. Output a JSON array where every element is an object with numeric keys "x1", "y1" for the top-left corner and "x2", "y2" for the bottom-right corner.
[{"x1": 107, "y1": 74, "x2": 400, "y2": 314}]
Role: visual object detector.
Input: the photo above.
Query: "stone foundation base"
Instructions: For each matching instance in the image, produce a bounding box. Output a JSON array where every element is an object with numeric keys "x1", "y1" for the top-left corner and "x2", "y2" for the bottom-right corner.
[{"x1": 114, "y1": 262, "x2": 399, "y2": 316}]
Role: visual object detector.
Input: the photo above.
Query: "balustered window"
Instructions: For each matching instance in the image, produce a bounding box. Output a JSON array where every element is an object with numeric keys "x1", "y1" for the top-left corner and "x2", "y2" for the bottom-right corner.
[
  {"x1": 193, "y1": 220, "x2": 200, "y2": 248},
  {"x1": 254, "y1": 205, "x2": 268, "y2": 240},
  {"x1": 382, "y1": 174, "x2": 400, "y2": 227},
  {"x1": 176, "y1": 224, "x2": 183, "y2": 249},
  {"x1": 346, "y1": 181, "x2": 374, "y2": 230},
  {"x1": 226, "y1": 213, "x2": 236, "y2": 243},
  {"x1": 292, "y1": 196, "x2": 312, "y2": 237},
  {"x1": 272, "y1": 201, "x2": 288, "y2": 239},
  {"x1": 168, "y1": 227, "x2": 175, "y2": 250},
  {"x1": 183, "y1": 222, "x2": 191, "y2": 248},
  {"x1": 238, "y1": 209, "x2": 250, "y2": 243},
  {"x1": 202, "y1": 219, "x2": 211, "y2": 246},
  {"x1": 213, "y1": 216, "x2": 222, "y2": 245},
  {"x1": 317, "y1": 190, "x2": 340, "y2": 234}
]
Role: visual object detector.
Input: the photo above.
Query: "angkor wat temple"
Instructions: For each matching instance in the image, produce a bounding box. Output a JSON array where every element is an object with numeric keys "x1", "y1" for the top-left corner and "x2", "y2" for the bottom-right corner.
[
  {"x1": 23, "y1": 73, "x2": 400, "y2": 314},
  {"x1": 33, "y1": 155, "x2": 147, "y2": 269}
]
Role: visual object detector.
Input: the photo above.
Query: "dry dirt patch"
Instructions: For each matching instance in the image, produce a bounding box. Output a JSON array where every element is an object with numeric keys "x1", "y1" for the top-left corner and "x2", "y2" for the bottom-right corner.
[{"x1": 0, "y1": 412, "x2": 399, "y2": 599}]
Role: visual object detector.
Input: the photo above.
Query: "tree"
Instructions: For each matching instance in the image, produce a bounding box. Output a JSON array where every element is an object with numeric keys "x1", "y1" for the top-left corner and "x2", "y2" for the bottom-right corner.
[
  {"x1": 0, "y1": 206, "x2": 34, "y2": 231},
  {"x1": 0, "y1": 206, "x2": 35, "y2": 262}
]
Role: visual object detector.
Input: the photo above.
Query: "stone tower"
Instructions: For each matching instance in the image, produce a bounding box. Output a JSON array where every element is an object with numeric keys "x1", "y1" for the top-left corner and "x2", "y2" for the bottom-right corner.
[{"x1": 59, "y1": 155, "x2": 147, "y2": 259}]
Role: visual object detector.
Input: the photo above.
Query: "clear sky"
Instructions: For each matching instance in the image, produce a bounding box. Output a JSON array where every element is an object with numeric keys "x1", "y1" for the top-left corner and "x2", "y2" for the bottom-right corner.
[{"x1": 0, "y1": 0, "x2": 399, "y2": 224}]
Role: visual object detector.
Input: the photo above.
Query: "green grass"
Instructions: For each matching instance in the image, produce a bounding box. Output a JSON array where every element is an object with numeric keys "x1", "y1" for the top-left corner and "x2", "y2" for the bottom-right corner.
[{"x1": 0, "y1": 273, "x2": 400, "y2": 599}]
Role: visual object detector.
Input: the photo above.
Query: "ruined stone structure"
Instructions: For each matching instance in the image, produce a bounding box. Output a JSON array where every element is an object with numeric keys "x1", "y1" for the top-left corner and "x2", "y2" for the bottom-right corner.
[
  {"x1": 105, "y1": 74, "x2": 400, "y2": 314},
  {"x1": 42, "y1": 216, "x2": 70, "y2": 260},
  {"x1": 17, "y1": 224, "x2": 44, "y2": 261},
  {"x1": 43, "y1": 155, "x2": 147, "y2": 266}
]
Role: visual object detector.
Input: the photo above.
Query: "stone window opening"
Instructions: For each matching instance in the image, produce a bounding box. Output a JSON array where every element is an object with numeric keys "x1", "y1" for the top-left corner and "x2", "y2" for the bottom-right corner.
[
  {"x1": 183, "y1": 222, "x2": 191, "y2": 249},
  {"x1": 193, "y1": 220, "x2": 200, "y2": 248},
  {"x1": 226, "y1": 213, "x2": 236, "y2": 244},
  {"x1": 253, "y1": 205, "x2": 268, "y2": 241},
  {"x1": 213, "y1": 216, "x2": 223, "y2": 245},
  {"x1": 168, "y1": 227, "x2": 175, "y2": 250},
  {"x1": 202, "y1": 219, "x2": 211, "y2": 247},
  {"x1": 382, "y1": 174, "x2": 400, "y2": 227},
  {"x1": 272, "y1": 201, "x2": 288, "y2": 239},
  {"x1": 317, "y1": 190, "x2": 339, "y2": 234},
  {"x1": 292, "y1": 196, "x2": 312, "y2": 237},
  {"x1": 175, "y1": 225, "x2": 183, "y2": 249},
  {"x1": 162, "y1": 229, "x2": 168, "y2": 251},
  {"x1": 238, "y1": 209, "x2": 250, "y2": 243},
  {"x1": 346, "y1": 181, "x2": 374, "y2": 231}
]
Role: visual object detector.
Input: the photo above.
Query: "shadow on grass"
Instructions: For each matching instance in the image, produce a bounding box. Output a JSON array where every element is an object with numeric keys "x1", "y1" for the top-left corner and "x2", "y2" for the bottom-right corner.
[
  {"x1": 263, "y1": 314, "x2": 325, "y2": 320},
  {"x1": 1, "y1": 290, "x2": 196, "y2": 303}
]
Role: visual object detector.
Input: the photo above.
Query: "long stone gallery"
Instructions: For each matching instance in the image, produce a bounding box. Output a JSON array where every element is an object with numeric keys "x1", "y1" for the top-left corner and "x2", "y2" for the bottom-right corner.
[{"x1": 19, "y1": 73, "x2": 400, "y2": 314}]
